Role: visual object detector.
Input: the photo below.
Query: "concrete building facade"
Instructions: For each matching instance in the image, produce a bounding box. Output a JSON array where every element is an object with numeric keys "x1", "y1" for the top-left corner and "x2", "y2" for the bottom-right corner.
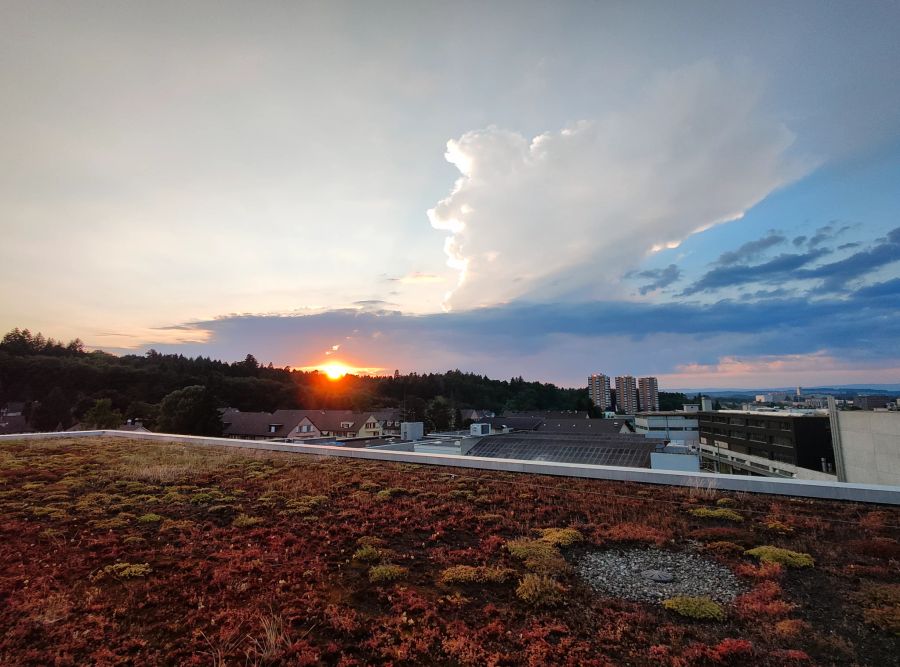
[
  {"x1": 650, "y1": 445, "x2": 701, "y2": 472},
  {"x1": 615, "y1": 376, "x2": 637, "y2": 414},
  {"x1": 638, "y1": 376, "x2": 659, "y2": 412},
  {"x1": 829, "y1": 403, "x2": 900, "y2": 486},
  {"x1": 635, "y1": 411, "x2": 699, "y2": 445},
  {"x1": 855, "y1": 395, "x2": 893, "y2": 410},
  {"x1": 588, "y1": 373, "x2": 612, "y2": 411}
]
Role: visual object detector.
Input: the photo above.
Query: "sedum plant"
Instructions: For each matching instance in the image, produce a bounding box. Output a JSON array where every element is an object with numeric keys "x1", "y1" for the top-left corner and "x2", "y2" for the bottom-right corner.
[
  {"x1": 369, "y1": 564, "x2": 407, "y2": 583},
  {"x1": 689, "y1": 507, "x2": 744, "y2": 522},
  {"x1": 516, "y1": 574, "x2": 565, "y2": 607},
  {"x1": 663, "y1": 596, "x2": 726, "y2": 621},
  {"x1": 745, "y1": 546, "x2": 814, "y2": 568}
]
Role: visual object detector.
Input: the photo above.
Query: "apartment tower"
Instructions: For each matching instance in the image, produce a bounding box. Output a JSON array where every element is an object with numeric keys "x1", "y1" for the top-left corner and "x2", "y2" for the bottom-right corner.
[
  {"x1": 587, "y1": 373, "x2": 612, "y2": 411},
  {"x1": 615, "y1": 376, "x2": 638, "y2": 414},
  {"x1": 638, "y1": 376, "x2": 660, "y2": 412}
]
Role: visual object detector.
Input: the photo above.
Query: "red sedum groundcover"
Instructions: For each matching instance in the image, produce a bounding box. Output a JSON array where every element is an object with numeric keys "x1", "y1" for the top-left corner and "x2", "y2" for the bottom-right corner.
[{"x1": 0, "y1": 437, "x2": 897, "y2": 666}]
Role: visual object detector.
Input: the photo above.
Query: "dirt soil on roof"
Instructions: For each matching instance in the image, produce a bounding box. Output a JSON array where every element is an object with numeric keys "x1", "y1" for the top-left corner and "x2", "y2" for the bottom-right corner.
[{"x1": 0, "y1": 436, "x2": 898, "y2": 666}]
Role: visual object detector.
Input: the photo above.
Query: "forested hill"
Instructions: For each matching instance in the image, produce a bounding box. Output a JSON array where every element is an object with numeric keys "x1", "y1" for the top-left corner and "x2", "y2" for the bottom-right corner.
[{"x1": 0, "y1": 328, "x2": 598, "y2": 430}]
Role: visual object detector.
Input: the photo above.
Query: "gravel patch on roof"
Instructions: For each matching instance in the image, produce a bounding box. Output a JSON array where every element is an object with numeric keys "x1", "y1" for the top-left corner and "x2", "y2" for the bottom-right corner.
[{"x1": 576, "y1": 547, "x2": 744, "y2": 603}]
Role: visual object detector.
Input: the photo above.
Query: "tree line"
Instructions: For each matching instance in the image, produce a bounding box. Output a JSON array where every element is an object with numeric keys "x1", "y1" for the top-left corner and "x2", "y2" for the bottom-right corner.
[
  {"x1": 1, "y1": 328, "x2": 696, "y2": 435},
  {"x1": 0, "y1": 328, "x2": 594, "y2": 434}
]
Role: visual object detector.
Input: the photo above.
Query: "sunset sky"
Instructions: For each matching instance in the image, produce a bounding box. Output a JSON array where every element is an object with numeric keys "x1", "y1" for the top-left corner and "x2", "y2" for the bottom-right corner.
[{"x1": 2, "y1": 1, "x2": 899, "y2": 388}]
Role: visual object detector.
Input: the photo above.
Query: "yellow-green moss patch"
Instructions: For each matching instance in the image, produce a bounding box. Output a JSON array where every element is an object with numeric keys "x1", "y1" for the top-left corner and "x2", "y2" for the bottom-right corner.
[
  {"x1": 745, "y1": 546, "x2": 814, "y2": 568},
  {"x1": 516, "y1": 574, "x2": 565, "y2": 607},
  {"x1": 689, "y1": 507, "x2": 744, "y2": 522},
  {"x1": 506, "y1": 538, "x2": 568, "y2": 574},
  {"x1": 537, "y1": 527, "x2": 584, "y2": 546},
  {"x1": 232, "y1": 513, "x2": 262, "y2": 528},
  {"x1": 369, "y1": 564, "x2": 407, "y2": 583},
  {"x1": 353, "y1": 545, "x2": 383, "y2": 563},
  {"x1": 439, "y1": 565, "x2": 514, "y2": 584},
  {"x1": 663, "y1": 596, "x2": 725, "y2": 620},
  {"x1": 103, "y1": 562, "x2": 152, "y2": 579}
]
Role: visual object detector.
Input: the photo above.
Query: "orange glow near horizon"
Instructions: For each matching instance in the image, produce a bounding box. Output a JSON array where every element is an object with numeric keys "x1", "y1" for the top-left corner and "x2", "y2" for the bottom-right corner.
[
  {"x1": 320, "y1": 362, "x2": 351, "y2": 380},
  {"x1": 293, "y1": 360, "x2": 387, "y2": 378}
]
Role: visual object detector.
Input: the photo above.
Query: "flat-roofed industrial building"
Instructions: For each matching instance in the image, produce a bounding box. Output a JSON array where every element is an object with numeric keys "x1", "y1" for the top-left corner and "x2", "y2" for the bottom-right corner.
[{"x1": 698, "y1": 410, "x2": 835, "y2": 478}]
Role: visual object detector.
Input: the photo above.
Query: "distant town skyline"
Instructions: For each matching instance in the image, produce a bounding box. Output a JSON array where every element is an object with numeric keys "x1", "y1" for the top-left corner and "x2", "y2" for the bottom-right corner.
[{"x1": 1, "y1": 2, "x2": 899, "y2": 387}]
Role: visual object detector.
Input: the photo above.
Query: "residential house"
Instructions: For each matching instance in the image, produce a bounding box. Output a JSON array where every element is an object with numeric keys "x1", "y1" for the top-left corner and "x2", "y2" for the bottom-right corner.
[
  {"x1": 0, "y1": 401, "x2": 31, "y2": 435},
  {"x1": 285, "y1": 411, "x2": 383, "y2": 439},
  {"x1": 460, "y1": 409, "x2": 495, "y2": 422},
  {"x1": 1, "y1": 402, "x2": 26, "y2": 417},
  {"x1": 221, "y1": 410, "x2": 292, "y2": 440},
  {"x1": 0, "y1": 413, "x2": 31, "y2": 435},
  {"x1": 221, "y1": 409, "x2": 384, "y2": 440},
  {"x1": 372, "y1": 408, "x2": 402, "y2": 435}
]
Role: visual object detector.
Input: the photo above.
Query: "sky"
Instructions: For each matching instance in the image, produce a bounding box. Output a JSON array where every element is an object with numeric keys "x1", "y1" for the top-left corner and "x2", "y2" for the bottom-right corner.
[{"x1": 1, "y1": 1, "x2": 899, "y2": 389}]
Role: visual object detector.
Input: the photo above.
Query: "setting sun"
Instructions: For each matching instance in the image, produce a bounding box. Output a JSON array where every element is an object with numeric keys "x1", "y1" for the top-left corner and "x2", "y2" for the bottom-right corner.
[
  {"x1": 294, "y1": 361, "x2": 385, "y2": 378},
  {"x1": 320, "y1": 362, "x2": 351, "y2": 380}
]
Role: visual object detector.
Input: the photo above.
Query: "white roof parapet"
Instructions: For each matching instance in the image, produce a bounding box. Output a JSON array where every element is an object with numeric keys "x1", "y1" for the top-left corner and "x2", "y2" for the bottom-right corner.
[{"x1": 2, "y1": 430, "x2": 898, "y2": 506}]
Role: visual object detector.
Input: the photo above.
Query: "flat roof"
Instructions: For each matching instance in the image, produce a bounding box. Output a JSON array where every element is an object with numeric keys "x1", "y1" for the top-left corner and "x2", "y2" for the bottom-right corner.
[
  {"x1": 706, "y1": 410, "x2": 828, "y2": 418},
  {"x1": 636, "y1": 411, "x2": 699, "y2": 417}
]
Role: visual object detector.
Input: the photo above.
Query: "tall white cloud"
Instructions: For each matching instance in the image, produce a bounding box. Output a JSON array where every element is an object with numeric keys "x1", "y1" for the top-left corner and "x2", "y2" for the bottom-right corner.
[{"x1": 428, "y1": 62, "x2": 809, "y2": 310}]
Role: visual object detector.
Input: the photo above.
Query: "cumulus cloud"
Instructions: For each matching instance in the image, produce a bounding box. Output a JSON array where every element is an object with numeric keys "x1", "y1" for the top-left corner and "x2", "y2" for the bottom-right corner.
[{"x1": 428, "y1": 62, "x2": 807, "y2": 309}]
